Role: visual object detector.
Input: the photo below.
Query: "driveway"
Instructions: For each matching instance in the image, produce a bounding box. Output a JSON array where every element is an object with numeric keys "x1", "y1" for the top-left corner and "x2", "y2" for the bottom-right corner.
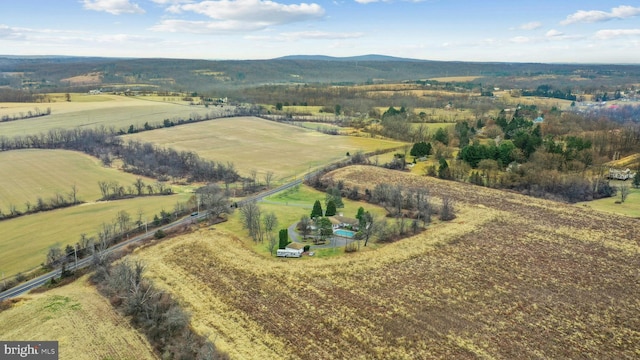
[{"x1": 287, "y1": 222, "x2": 356, "y2": 250}]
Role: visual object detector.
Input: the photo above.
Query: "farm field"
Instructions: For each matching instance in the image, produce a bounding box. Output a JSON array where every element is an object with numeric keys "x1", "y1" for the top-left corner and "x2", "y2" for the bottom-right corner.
[
  {"x1": 0, "y1": 94, "x2": 220, "y2": 137},
  {"x1": 129, "y1": 165, "x2": 639, "y2": 359},
  {"x1": 0, "y1": 275, "x2": 157, "y2": 360},
  {"x1": 0, "y1": 193, "x2": 191, "y2": 278},
  {"x1": 124, "y1": 116, "x2": 406, "y2": 180},
  {"x1": 0, "y1": 149, "x2": 164, "y2": 214}
]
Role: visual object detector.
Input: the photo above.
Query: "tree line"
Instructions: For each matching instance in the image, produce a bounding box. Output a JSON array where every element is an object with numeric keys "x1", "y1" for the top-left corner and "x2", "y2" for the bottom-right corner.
[
  {"x1": 1, "y1": 107, "x2": 51, "y2": 122},
  {"x1": 0, "y1": 126, "x2": 240, "y2": 183},
  {"x1": 91, "y1": 259, "x2": 228, "y2": 359},
  {"x1": 0, "y1": 184, "x2": 81, "y2": 222}
]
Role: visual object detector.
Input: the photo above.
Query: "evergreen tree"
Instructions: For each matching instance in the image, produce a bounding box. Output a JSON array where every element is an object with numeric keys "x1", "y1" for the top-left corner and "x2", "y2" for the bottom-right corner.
[
  {"x1": 278, "y1": 229, "x2": 289, "y2": 249},
  {"x1": 311, "y1": 200, "x2": 323, "y2": 218},
  {"x1": 438, "y1": 158, "x2": 451, "y2": 179},
  {"x1": 633, "y1": 170, "x2": 640, "y2": 188},
  {"x1": 325, "y1": 200, "x2": 337, "y2": 216},
  {"x1": 410, "y1": 141, "x2": 432, "y2": 157}
]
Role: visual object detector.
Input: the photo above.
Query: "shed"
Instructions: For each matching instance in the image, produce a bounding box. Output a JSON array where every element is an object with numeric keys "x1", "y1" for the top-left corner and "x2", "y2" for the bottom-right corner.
[{"x1": 285, "y1": 242, "x2": 306, "y2": 255}]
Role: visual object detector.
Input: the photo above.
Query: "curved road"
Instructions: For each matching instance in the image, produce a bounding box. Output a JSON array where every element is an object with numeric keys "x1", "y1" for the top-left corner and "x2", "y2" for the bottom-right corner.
[{"x1": 0, "y1": 177, "x2": 304, "y2": 301}]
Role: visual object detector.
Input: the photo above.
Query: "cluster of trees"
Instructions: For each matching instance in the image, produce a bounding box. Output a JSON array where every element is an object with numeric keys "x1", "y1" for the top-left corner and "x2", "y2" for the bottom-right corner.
[
  {"x1": 91, "y1": 260, "x2": 228, "y2": 359},
  {"x1": 1, "y1": 107, "x2": 51, "y2": 122},
  {"x1": 119, "y1": 140, "x2": 239, "y2": 183},
  {"x1": 0, "y1": 184, "x2": 82, "y2": 221},
  {"x1": 193, "y1": 183, "x2": 232, "y2": 223},
  {"x1": 0, "y1": 89, "x2": 51, "y2": 102},
  {"x1": 0, "y1": 126, "x2": 240, "y2": 184},
  {"x1": 307, "y1": 171, "x2": 457, "y2": 245},
  {"x1": 97, "y1": 178, "x2": 172, "y2": 201},
  {"x1": 43, "y1": 198, "x2": 194, "y2": 278},
  {"x1": 522, "y1": 85, "x2": 577, "y2": 101},
  {"x1": 238, "y1": 201, "x2": 281, "y2": 255}
]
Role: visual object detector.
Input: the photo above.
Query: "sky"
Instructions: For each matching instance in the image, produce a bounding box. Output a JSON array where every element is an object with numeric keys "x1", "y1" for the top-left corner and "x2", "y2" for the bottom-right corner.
[{"x1": 1, "y1": 0, "x2": 639, "y2": 63}]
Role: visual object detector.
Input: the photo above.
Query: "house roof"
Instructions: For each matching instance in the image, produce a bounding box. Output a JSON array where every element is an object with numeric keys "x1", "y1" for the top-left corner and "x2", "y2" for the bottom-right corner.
[
  {"x1": 286, "y1": 242, "x2": 305, "y2": 250},
  {"x1": 332, "y1": 215, "x2": 358, "y2": 225}
]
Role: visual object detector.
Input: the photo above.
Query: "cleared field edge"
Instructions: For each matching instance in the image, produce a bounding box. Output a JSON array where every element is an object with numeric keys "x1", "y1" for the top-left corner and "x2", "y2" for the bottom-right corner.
[
  {"x1": 124, "y1": 116, "x2": 407, "y2": 179},
  {"x1": 0, "y1": 148, "x2": 165, "y2": 213},
  {"x1": 0, "y1": 275, "x2": 157, "y2": 360}
]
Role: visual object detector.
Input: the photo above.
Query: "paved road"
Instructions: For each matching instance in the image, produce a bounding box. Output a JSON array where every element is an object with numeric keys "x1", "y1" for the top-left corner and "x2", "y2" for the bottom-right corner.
[{"x1": 0, "y1": 178, "x2": 305, "y2": 301}]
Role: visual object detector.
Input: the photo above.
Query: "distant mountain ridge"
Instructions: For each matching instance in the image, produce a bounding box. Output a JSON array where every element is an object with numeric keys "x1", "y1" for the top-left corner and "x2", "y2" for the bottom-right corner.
[
  {"x1": 275, "y1": 54, "x2": 427, "y2": 62},
  {"x1": 2, "y1": 54, "x2": 640, "y2": 93}
]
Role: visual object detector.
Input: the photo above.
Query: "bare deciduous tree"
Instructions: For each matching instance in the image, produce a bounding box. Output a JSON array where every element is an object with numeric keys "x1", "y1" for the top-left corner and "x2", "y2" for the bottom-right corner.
[
  {"x1": 264, "y1": 171, "x2": 275, "y2": 189},
  {"x1": 240, "y1": 201, "x2": 262, "y2": 242}
]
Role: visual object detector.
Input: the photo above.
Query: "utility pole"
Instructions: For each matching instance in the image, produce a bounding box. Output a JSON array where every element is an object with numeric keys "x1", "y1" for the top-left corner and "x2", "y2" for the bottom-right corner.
[{"x1": 74, "y1": 245, "x2": 78, "y2": 271}]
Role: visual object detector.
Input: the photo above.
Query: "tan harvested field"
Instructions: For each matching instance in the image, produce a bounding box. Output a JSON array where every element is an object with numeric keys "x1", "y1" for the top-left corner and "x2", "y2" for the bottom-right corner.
[
  {"x1": 0, "y1": 193, "x2": 190, "y2": 277},
  {"x1": 429, "y1": 76, "x2": 482, "y2": 82},
  {"x1": 124, "y1": 117, "x2": 406, "y2": 180},
  {"x1": 0, "y1": 95, "x2": 219, "y2": 137},
  {"x1": 130, "y1": 165, "x2": 640, "y2": 359},
  {"x1": 0, "y1": 276, "x2": 157, "y2": 360},
  {"x1": 0, "y1": 149, "x2": 162, "y2": 214},
  {"x1": 496, "y1": 91, "x2": 574, "y2": 110},
  {"x1": 606, "y1": 153, "x2": 640, "y2": 169}
]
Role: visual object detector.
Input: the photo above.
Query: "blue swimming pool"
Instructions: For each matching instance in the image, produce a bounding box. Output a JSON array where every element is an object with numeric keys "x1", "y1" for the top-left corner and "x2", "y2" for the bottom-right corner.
[{"x1": 334, "y1": 229, "x2": 355, "y2": 238}]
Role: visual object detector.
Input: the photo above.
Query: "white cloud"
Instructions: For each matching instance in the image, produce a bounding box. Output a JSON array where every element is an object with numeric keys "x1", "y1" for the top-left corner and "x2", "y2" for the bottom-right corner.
[
  {"x1": 82, "y1": 0, "x2": 145, "y2": 15},
  {"x1": 151, "y1": 19, "x2": 268, "y2": 33},
  {"x1": 95, "y1": 34, "x2": 152, "y2": 43},
  {"x1": 509, "y1": 36, "x2": 530, "y2": 44},
  {"x1": 150, "y1": 0, "x2": 192, "y2": 4},
  {"x1": 178, "y1": 0, "x2": 323, "y2": 22},
  {"x1": 354, "y1": 0, "x2": 425, "y2": 3},
  {"x1": 561, "y1": 5, "x2": 640, "y2": 25},
  {"x1": 520, "y1": 21, "x2": 542, "y2": 30},
  {"x1": 595, "y1": 28, "x2": 640, "y2": 39},
  {"x1": 545, "y1": 29, "x2": 563, "y2": 37},
  {"x1": 0, "y1": 24, "x2": 26, "y2": 40},
  {"x1": 279, "y1": 31, "x2": 364, "y2": 40},
  {"x1": 152, "y1": 0, "x2": 325, "y2": 33}
]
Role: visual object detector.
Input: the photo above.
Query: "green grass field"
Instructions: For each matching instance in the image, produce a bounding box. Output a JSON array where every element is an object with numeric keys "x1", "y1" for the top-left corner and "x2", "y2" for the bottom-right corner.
[
  {"x1": 0, "y1": 95, "x2": 218, "y2": 137},
  {"x1": 224, "y1": 184, "x2": 387, "y2": 257},
  {"x1": 124, "y1": 116, "x2": 406, "y2": 181},
  {"x1": 0, "y1": 149, "x2": 166, "y2": 214},
  {"x1": 578, "y1": 186, "x2": 640, "y2": 218},
  {"x1": 0, "y1": 193, "x2": 191, "y2": 278}
]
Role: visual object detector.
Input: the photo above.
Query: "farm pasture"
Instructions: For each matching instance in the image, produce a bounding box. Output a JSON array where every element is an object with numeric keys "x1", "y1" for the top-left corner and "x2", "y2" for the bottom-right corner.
[
  {"x1": 0, "y1": 149, "x2": 163, "y2": 214},
  {"x1": 0, "y1": 95, "x2": 219, "y2": 137},
  {"x1": 129, "y1": 165, "x2": 639, "y2": 359},
  {"x1": 0, "y1": 276, "x2": 157, "y2": 360},
  {"x1": 124, "y1": 116, "x2": 406, "y2": 180},
  {"x1": 0, "y1": 193, "x2": 191, "y2": 278}
]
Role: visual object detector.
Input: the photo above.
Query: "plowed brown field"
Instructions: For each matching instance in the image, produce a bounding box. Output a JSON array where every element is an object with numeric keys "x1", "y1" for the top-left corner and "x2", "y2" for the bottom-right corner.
[{"x1": 132, "y1": 165, "x2": 640, "y2": 359}]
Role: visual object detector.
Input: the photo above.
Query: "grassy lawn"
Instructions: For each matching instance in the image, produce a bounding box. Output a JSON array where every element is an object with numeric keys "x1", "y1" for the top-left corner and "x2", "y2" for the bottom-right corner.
[
  {"x1": 0, "y1": 193, "x2": 191, "y2": 277},
  {"x1": 578, "y1": 186, "x2": 640, "y2": 218},
  {"x1": 124, "y1": 116, "x2": 406, "y2": 181},
  {"x1": 0, "y1": 149, "x2": 166, "y2": 214},
  {"x1": 221, "y1": 184, "x2": 387, "y2": 257}
]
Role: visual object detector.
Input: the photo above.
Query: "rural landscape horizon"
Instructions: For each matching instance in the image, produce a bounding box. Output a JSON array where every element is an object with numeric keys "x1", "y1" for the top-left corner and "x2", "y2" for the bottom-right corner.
[{"x1": 1, "y1": 1, "x2": 640, "y2": 359}]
